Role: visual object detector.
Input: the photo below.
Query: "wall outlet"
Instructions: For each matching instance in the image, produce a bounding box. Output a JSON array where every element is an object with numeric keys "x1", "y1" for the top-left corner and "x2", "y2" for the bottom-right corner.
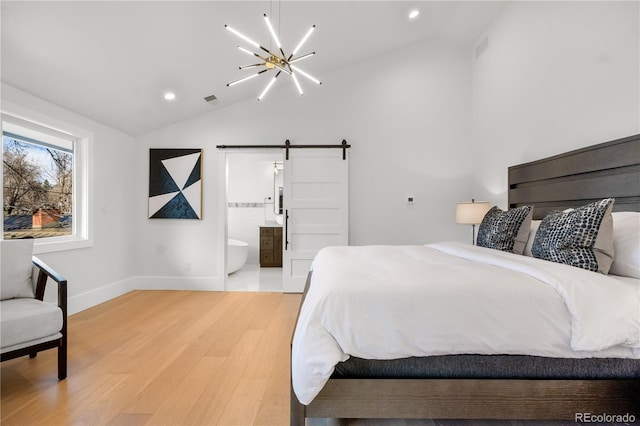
[
  {"x1": 184, "y1": 261, "x2": 191, "y2": 272},
  {"x1": 406, "y1": 196, "x2": 415, "y2": 204}
]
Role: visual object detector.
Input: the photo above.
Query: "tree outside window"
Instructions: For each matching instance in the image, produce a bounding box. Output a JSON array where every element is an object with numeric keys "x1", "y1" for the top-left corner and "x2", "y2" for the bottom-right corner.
[{"x1": 3, "y1": 134, "x2": 73, "y2": 239}]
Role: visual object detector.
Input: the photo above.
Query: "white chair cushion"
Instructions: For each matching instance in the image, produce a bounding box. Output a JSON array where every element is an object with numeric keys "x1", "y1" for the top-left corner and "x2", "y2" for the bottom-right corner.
[
  {"x1": 1, "y1": 239, "x2": 35, "y2": 300},
  {"x1": 0, "y1": 298, "x2": 63, "y2": 349}
]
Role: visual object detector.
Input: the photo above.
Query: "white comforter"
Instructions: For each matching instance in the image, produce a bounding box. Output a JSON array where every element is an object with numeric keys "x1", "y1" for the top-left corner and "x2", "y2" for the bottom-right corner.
[{"x1": 291, "y1": 242, "x2": 640, "y2": 405}]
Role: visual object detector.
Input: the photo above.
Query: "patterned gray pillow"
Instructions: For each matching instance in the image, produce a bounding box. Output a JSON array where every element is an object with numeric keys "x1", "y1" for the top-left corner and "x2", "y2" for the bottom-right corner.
[
  {"x1": 476, "y1": 205, "x2": 533, "y2": 254},
  {"x1": 531, "y1": 198, "x2": 615, "y2": 274}
]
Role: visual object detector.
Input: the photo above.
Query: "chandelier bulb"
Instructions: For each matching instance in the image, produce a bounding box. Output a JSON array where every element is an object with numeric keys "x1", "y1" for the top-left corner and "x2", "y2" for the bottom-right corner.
[
  {"x1": 289, "y1": 52, "x2": 315, "y2": 64},
  {"x1": 291, "y1": 65, "x2": 321, "y2": 85},
  {"x1": 263, "y1": 14, "x2": 282, "y2": 49},
  {"x1": 292, "y1": 72, "x2": 304, "y2": 96},
  {"x1": 238, "y1": 46, "x2": 257, "y2": 57},
  {"x1": 258, "y1": 72, "x2": 281, "y2": 101},
  {"x1": 293, "y1": 25, "x2": 315, "y2": 55},
  {"x1": 225, "y1": 25, "x2": 260, "y2": 49},
  {"x1": 227, "y1": 69, "x2": 267, "y2": 87}
]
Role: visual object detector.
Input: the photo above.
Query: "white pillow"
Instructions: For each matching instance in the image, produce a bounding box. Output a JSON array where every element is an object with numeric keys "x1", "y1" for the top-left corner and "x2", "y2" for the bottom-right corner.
[
  {"x1": 0, "y1": 239, "x2": 35, "y2": 300},
  {"x1": 524, "y1": 220, "x2": 541, "y2": 257},
  {"x1": 609, "y1": 212, "x2": 640, "y2": 278}
]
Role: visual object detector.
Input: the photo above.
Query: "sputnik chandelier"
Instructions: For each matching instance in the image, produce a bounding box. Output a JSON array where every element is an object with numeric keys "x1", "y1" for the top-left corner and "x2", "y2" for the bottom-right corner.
[{"x1": 225, "y1": 11, "x2": 321, "y2": 101}]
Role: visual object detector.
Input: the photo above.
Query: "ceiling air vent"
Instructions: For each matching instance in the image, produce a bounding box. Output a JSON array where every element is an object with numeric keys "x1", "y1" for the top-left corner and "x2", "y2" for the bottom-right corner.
[
  {"x1": 475, "y1": 36, "x2": 489, "y2": 59},
  {"x1": 204, "y1": 94, "x2": 218, "y2": 102}
]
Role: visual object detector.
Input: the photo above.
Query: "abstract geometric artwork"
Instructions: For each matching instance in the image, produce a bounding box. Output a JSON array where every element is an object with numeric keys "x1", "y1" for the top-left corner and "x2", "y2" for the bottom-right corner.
[{"x1": 148, "y1": 149, "x2": 202, "y2": 219}]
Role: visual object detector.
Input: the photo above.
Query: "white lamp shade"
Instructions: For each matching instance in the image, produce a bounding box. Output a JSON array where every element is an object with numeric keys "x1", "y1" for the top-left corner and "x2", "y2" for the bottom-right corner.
[{"x1": 456, "y1": 201, "x2": 491, "y2": 224}]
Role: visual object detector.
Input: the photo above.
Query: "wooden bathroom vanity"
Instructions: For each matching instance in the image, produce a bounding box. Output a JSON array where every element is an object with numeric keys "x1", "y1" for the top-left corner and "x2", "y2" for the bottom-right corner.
[{"x1": 260, "y1": 226, "x2": 282, "y2": 267}]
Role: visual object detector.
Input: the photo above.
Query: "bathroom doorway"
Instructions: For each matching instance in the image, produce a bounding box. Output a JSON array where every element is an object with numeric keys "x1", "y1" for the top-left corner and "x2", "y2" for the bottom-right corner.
[{"x1": 224, "y1": 150, "x2": 284, "y2": 292}]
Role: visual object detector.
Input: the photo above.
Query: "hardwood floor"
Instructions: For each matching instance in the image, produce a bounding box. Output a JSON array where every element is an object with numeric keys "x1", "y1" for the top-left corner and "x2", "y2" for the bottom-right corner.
[{"x1": 1, "y1": 290, "x2": 302, "y2": 426}]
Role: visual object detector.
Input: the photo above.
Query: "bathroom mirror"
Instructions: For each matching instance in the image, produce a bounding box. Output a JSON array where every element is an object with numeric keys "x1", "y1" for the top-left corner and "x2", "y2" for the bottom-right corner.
[{"x1": 273, "y1": 162, "x2": 283, "y2": 215}]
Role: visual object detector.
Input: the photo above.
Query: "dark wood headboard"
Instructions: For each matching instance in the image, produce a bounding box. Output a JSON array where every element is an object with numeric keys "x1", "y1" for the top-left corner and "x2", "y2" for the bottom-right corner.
[{"x1": 508, "y1": 134, "x2": 640, "y2": 220}]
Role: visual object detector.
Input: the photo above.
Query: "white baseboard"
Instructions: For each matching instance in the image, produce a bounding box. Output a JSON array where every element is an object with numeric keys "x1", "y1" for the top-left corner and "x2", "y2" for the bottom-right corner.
[
  {"x1": 67, "y1": 276, "x2": 224, "y2": 315},
  {"x1": 130, "y1": 276, "x2": 224, "y2": 292},
  {"x1": 68, "y1": 276, "x2": 134, "y2": 315}
]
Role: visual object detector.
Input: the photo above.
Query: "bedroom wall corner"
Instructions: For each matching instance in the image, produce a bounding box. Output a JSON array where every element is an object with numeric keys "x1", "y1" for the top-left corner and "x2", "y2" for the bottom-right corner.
[{"x1": 470, "y1": 0, "x2": 640, "y2": 208}]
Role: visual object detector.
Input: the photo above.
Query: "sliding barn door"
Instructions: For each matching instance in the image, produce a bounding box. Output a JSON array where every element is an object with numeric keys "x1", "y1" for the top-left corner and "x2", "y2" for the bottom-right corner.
[{"x1": 282, "y1": 149, "x2": 349, "y2": 292}]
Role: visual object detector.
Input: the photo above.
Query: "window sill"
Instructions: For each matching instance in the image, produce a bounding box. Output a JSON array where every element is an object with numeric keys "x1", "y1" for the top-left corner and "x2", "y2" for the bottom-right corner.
[{"x1": 33, "y1": 235, "x2": 92, "y2": 254}]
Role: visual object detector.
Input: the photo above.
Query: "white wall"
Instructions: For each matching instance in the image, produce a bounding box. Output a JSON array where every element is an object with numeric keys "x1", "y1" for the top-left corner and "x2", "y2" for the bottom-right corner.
[
  {"x1": 134, "y1": 37, "x2": 473, "y2": 287},
  {"x1": 1, "y1": 83, "x2": 137, "y2": 314},
  {"x1": 471, "y1": 1, "x2": 640, "y2": 206}
]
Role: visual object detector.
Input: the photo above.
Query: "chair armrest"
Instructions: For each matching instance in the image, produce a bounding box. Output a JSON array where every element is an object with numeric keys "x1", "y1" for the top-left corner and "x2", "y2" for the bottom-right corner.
[
  {"x1": 31, "y1": 256, "x2": 68, "y2": 379},
  {"x1": 32, "y1": 256, "x2": 67, "y2": 312},
  {"x1": 32, "y1": 256, "x2": 67, "y2": 285}
]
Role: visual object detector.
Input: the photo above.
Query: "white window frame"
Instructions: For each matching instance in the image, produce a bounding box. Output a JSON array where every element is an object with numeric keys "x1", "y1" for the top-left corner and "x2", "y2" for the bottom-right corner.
[{"x1": 1, "y1": 108, "x2": 93, "y2": 253}]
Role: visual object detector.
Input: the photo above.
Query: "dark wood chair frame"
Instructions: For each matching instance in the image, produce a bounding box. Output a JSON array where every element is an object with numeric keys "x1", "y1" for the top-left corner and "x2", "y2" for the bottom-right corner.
[
  {"x1": 291, "y1": 134, "x2": 640, "y2": 424},
  {"x1": 1, "y1": 256, "x2": 68, "y2": 380}
]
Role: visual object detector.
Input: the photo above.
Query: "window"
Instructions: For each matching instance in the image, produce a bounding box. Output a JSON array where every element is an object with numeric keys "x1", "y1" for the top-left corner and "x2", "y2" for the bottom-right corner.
[
  {"x1": 2, "y1": 113, "x2": 91, "y2": 252},
  {"x1": 3, "y1": 131, "x2": 73, "y2": 238}
]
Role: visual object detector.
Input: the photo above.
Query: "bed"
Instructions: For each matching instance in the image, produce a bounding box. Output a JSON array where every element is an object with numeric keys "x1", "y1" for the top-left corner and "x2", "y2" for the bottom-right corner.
[{"x1": 290, "y1": 134, "x2": 640, "y2": 425}]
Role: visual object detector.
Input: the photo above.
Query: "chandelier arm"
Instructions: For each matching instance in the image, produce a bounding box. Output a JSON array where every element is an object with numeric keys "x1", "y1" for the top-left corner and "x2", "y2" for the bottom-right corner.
[
  {"x1": 238, "y1": 46, "x2": 271, "y2": 64},
  {"x1": 291, "y1": 72, "x2": 304, "y2": 96},
  {"x1": 225, "y1": 25, "x2": 260, "y2": 49},
  {"x1": 263, "y1": 14, "x2": 282, "y2": 49},
  {"x1": 290, "y1": 65, "x2": 321, "y2": 85},
  {"x1": 228, "y1": 25, "x2": 282, "y2": 61},
  {"x1": 289, "y1": 52, "x2": 315, "y2": 64},
  {"x1": 271, "y1": 62, "x2": 292, "y2": 75},
  {"x1": 258, "y1": 71, "x2": 282, "y2": 101},
  {"x1": 239, "y1": 63, "x2": 265, "y2": 70},
  {"x1": 292, "y1": 25, "x2": 316, "y2": 56},
  {"x1": 263, "y1": 14, "x2": 290, "y2": 63},
  {"x1": 226, "y1": 69, "x2": 269, "y2": 87}
]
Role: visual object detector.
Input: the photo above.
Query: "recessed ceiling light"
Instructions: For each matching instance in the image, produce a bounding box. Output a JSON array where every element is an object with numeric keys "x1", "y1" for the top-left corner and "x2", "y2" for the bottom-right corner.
[
  {"x1": 164, "y1": 92, "x2": 176, "y2": 101},
  {"x1": 409, "y1": 10, "x2": 420, "y2": 19}
]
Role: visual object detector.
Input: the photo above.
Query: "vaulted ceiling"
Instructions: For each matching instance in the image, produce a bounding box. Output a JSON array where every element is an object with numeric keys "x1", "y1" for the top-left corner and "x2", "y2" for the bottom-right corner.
[{"x1": 1, "y1": 1, "x2": 507, "y2": 136}]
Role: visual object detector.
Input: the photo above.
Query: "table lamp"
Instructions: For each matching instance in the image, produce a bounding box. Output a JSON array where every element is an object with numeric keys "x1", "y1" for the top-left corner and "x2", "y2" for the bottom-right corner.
[{"x1": 456, "y1": 199, "x2": 491, "y2": 245}]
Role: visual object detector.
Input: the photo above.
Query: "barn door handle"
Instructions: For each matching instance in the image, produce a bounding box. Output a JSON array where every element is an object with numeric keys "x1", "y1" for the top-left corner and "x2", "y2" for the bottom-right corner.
[{"x1": 285, "y1": 210, "x2": 289, "y2": 251}]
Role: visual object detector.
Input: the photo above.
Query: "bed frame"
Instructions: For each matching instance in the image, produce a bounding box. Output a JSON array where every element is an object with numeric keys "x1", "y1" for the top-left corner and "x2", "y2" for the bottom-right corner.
[{"x1": 290, "y1": 134, "x2": 640, "y2": 425}]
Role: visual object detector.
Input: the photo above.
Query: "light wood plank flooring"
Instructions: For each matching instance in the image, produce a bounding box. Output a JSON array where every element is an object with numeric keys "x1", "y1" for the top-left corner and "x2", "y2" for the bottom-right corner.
[{"x1": 2, "y1": 290, "x2": 301, "y2": 426}]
